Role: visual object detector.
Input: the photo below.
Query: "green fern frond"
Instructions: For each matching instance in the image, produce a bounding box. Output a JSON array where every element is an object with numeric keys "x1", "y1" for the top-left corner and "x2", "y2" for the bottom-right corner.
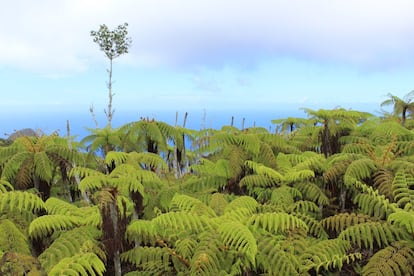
[
  {"x1": 38, "y1": 226, "x2": 102, "y2": 273},
  {"x1": 344, "y1": 158, "x2": 377, "y2": 187},
  {"x1": 244, "y1": 160, "x2": 284, "y2": 182},
  {"x1": 105, "y1": 151, "x2": 128, "y2": 166},
  {"x1": 152, "y1": 211, "x2": 213, "y2": 233},
  {"x1": 353, "y1": 190, "x2": 395, "y2": 219},
  {"x1": 256, "y1": 235, "x2": 302, "y2": 275},
  {"x1": 78, "y1": 175, "x2": 108, "y2": 193},
  {"x1": 373, "y1": 169, "x2": 394, "y2": 199},
  {"x1": 182, "y1": 175, "x2": 228, "y2": 193},
  {"x1": 29, "y1": 214, "x2": 80, "y2": 240},
  {"x1": 121, "y1": 246, "x2": 171, "y2": 274},
  {"x1": 175, "y1": 238, "x2": 197, "y2": 261},
  {"x1": 301, "y1": 238, "x2": 353, "y2": 272},
  {"x1": 249, "y1": 212, "x2": 308, "y2": 234},
  {"x1": 315, "y1": 252, "x2": 362, "y2": 273},
  {"x1": 0, "y1": 191, "x2": 45, "y2": 213},
  {"x1": 0, "y1": 219, "x2": 31, "y2": 255},
  {"x1": 270, "y1": 186, "x2": 295, "y2": 209},
  {"x1": 388, "y1": 210, "x2": 414, "y2": 234},
  {"x1": 338, "y1": 222, "x2": 407, "y2": 249},
  {"x1": 45, "y1": 197, "x2": 83, "y2": 216},
  {"x1": 0, "y1": 179, "x2": 13, "y2": 192},
  {"x1": 128, "y1": 151, "x2": 168, "y2": 170},
  {"x1": 170, "y1": 194, "x2": 216, "y2": 218},
  {"x1": 218, "y1": 221, "x2": 257, "y2": 266},
  {"x1": 126, "y1": 220, "x2": 158, "y2": 245},
  {"x1": 224, "y1": 196, "x2": 258, "y2": 214},
  {"x1": 292, "y1": 212, "x2": 329, "y2": 239},
  {"x1": 392, "y1": 170, "x2": 414, "y2": 209},
  {"x1": 69, "y1": 166, "x2": 103, "y2": 179},
  {"x1": 79, "y1": 206, "x2": 102, "y2": 227},
  {"x1": 362, "y1": 241, "x2": 414, "y2": 276},
  {"x1": 294, "y1": 182, "x2": 330, "y2": 206},
  {"x1": 321, "y1": 212, "x2": 375, "y2": 234},
  {"x1": 285, "y1": 169, "x2": 315, "y2": 183},
  {"x1": 239, "y1": 174, "x2": 281, "y2": 189},
  {"x1": 33, "y1": 151, "x2": 54, "y2": 181},
  {"x1": 208, "y1": 193, "x2": 228, "y2": 216},
  {"x1": 289, "y1": 200, "x2": 320, "y2": 216},
  {"x1": 190, "y1": 230, "x2": 223, "y2": 276},
  {"x1": 47, "y1": 252, "x2": 106, "y2": 276}
]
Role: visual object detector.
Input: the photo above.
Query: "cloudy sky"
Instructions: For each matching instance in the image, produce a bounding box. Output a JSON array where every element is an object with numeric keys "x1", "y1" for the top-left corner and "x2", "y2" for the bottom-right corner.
[{"x1": 1, "y1": 0, "x2": 414, "y2": 133}]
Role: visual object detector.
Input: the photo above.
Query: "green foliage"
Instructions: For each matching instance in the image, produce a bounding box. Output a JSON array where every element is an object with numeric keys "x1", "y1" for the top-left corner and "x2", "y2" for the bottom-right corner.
[
  {"x1": 0, "y1": 219, "x2": 31, "y2": 255},
  {"x1": 0, "y1": 190, "x2": 45, "y2": 213},
  {"x1": 29, "y1": 214, "x2": 80, "y2": 240},
  {"x1": 362, "y1": 241, "x2": 414, "y2": 276}
]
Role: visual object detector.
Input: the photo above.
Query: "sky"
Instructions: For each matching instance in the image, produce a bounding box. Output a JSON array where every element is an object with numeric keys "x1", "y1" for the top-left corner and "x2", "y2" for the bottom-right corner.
[{"x1": 1, "y1": 0, "x2": 414, "y2": 135}]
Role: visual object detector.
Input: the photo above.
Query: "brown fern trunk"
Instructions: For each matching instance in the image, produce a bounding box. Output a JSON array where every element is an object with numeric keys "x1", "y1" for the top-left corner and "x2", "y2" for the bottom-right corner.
[{"x1": 101, "y1": 189, "x2": 127, "y2": 276}]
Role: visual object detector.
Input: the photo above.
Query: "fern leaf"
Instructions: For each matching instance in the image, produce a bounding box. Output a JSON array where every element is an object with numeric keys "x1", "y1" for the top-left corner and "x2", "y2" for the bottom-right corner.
[
  {"x1": 208, "y1": 193, "x2": 228, "y2": 216},
  {"x1": 38, "y1": 226, "x2": 102, "y2": 273},
  {"x1": 249, "y1": 212, "x2": 308, "y2": 234},
  {"x1": 152, "y1": 212, "x2": 213, "y2": 233},
  {"x1": 293, "y1": 213, "x2": 329, "y2": 239},
  {"x1": 29, "y1": 214, "x2": 80, "y2": 239},
  {"x1": 321, "y1": 212, "x2": 375, "y2": 234},
  {"x1": 45, "y1": 197, "x2": 83, "y2": 216},
  {"x1": 338, "y1": 222, "x2": 407, "y2": 249},
  {"x1": 48, "y1": 252, "x2": 106, "y2": 276},
  {"x1": 0, "y1": 219, "x2": 31, "y2": 255},
  {"x1": 126, "y1": 220, "x2": 158, "y2": 246},
  {"x1": 362, "y1": 241, "x2": 414, "y2": 276},
  {"x1": 388, "y1": 210, "x2": 414, "y2": 234},
  {"x1": 190, "y1": 230, "x2": 223, "y2": 276},
  {"x1": 170, "y1": 194, "x2": 216, "y2": 218},
  {"x1": 218, "y1": 221, "x2": 257, "y2": 266},
  {"x1": 0, "y1": 191, "x2": 45, "y2": 213},
  {"x1": 121, "y1": 246, "x2": 170, "y2": 274},
  {"x1": 294, "y1": 182, "x2": 330, "y2": 206},
  {"x1": 224, "y1": 196, "x2": 258, "y2": 214},
  {"x1": 392, "y1": 170, "x2": 414, "y2": 209},
  {"x1": 256, "y1": 235, "x2": 302, "y2": 275},
  {"x1": 0, "y1": 179, "x2": 13, "y2": 192}
]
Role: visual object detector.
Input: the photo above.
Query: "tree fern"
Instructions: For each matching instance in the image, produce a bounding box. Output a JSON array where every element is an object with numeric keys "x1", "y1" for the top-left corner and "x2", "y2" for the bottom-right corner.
[
  {"x1": 301, "y1": 238, "x2": 361, "y2": 273},
  {"x1": 248, "y1": 212, "x2": 308, "y2": 234},
  {"x1": 256, "y1": 234, "x2": 303, "y2": 275},
  {"x1": 321, "y1": 212, "x2": 375, "y2": 234},
  {"x1": 29, "y1": 214, "x2": 80, "y2": 239},
  {"x1": 0, "y1": 190, "x2": 45, "y2": 213},
  {"x1": 224, "y1": 196, "x2": 258, "y2": 214},
  {"x1": 293, "y1": 212, "x2": 329, "y2": 239},
  {"x1": 392, "y1": 170, "x2": 414, "y2": 209},
  {"x1": 190, "y1": 230, "x2": 224, "y2": 276},
  {"x1": 294, "y1": 181, "x2": 330, "y2": 206},
  {"x1": 388, "y1": 209, "x2": 414, "y2": 234},
  {"x1": 121, "y1": 246, "x2": 171, "y2": 275},
  {"x1": 38, "y1": 226, "x2": 102, "y2": 273},
  {"x1": 0, "y1": 219, "x2": 31, "y2": 255},
  {"x1": 218, "y1": 221, "x2": 257, "y2": 266},
  {"x1": 362, "y1": 241, "x2": 414, "y2": 276},
  {"x1": 208, "y1": 193, "x2": 228, "y2": 216},
  {"x1": 47, "y1": 251, "x2": 106, "y2": 276},
  {"x1": 338, "y1": 221, "x2": 408, "y2": 249},
  {"x1": 170, "y1": 194, "x2": 216, "y2": 218},
  {"x1": 152, "y1": 211, "x2": 213, "y2": 233}
]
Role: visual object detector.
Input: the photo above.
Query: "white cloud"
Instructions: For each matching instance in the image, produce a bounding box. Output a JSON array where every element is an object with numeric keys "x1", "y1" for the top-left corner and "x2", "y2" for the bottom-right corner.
[{"x1": 1, "y1": 0, "x2": 414, "y2": 75}]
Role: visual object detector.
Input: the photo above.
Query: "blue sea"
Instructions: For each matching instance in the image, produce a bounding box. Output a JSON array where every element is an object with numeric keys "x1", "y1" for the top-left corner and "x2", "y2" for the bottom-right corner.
[{"x1": 3, "y1": 104, "x2": 380, "y2": 140}]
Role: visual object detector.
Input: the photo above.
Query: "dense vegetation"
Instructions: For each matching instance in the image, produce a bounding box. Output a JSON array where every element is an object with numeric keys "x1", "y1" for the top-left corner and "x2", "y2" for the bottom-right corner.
[{"x1": 1, "y1": 95, "x2": 414, "y2": 275}]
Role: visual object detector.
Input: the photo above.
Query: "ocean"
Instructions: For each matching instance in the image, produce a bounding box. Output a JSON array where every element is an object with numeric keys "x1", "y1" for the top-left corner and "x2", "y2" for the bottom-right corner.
[{"x1": 2, "y1": 104, "x2": 379, "y2": 140}]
